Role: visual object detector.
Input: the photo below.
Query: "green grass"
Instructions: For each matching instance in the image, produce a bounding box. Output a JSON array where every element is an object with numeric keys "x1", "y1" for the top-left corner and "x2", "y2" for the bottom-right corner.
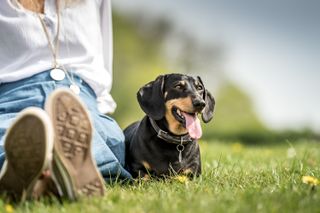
[{"x1": 1, "y1": 140, "x2": 320, "y2": 213}]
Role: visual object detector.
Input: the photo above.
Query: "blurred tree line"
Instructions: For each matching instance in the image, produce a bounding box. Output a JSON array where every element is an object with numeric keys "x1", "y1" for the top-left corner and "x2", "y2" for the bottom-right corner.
[{"x1": 111, "y1": 11, "x2": 318, "y2": 143}]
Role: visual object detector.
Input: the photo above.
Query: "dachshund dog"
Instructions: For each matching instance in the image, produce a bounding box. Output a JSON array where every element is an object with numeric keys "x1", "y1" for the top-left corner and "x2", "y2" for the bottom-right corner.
[{"x1": 124, "y1": 74, "x2": 215, "y2": 178}]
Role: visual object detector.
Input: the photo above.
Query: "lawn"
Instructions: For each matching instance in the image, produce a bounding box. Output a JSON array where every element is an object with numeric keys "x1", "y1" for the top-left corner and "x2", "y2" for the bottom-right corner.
[{"x1": 1, "y1": 140, "x2": 320, "y2": 213}]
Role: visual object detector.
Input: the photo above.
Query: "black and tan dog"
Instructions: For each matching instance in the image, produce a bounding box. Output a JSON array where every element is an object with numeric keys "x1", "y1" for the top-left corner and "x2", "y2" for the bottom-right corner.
[{"x1": 124, "y1": 74, "x2": 215, "y2": 178}]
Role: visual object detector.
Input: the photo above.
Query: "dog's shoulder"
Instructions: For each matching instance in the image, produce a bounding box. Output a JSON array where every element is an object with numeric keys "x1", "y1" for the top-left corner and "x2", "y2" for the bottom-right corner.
[
  {"x1": 124, "y1": 116, "x2": 150, "y2": 144},
  {"x1": 124, "y1": 121, "x2": 140, "y2": 135},
  {"x1": 124, "y1": 121, "x2": 140, "y2": 143}
]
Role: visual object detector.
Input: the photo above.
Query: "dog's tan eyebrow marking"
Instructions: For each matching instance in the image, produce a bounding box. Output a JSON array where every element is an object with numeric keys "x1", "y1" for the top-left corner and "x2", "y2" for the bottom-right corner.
[
  {"x1": 175, "y1": 80, "x2": 186, "y2": 86},
  {"x1": 179, "y1": 81, "x2": 186, "y2": 86}
]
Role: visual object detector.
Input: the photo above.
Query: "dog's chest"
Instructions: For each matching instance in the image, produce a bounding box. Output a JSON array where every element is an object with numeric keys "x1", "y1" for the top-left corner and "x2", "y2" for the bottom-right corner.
[{"x1": 143, "y1": 140, "x2": 200, "y2": 175}]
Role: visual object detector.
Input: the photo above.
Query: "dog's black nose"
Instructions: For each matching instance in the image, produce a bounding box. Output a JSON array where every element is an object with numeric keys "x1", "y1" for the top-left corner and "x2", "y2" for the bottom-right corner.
[{"x1": 193, "y1": 99, "x2": 206, "y2": 110}]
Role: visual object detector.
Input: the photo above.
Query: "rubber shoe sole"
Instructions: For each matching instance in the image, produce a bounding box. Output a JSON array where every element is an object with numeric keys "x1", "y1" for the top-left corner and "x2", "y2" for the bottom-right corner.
[
  {"x1": 45, "y1": 88, "x2": 105, "y2": 200},
  {"x1": 0, "y1": 108, "x2": 54, "y2": 202}
]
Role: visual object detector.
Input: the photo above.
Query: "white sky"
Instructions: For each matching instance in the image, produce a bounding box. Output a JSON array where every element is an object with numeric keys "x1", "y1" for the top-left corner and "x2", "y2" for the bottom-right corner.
[{"x1": 113, "y1": 0, "x2": 320, "y2": 131}]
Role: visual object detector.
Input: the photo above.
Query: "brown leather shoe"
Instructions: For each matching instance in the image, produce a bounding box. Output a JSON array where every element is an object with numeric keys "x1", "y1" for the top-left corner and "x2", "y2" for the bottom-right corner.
[
  {"x1": 0, "y1": 108, "x2": 54, "y2": 202},
  {"x1": 45, "y1": 88, "x2": 105, "y2": 200}
]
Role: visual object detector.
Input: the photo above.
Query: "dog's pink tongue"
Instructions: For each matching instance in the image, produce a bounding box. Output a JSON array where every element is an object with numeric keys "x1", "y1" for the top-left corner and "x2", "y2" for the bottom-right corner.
[{"x1": 181, "y1": 112, "x2": 202, "y2": 140}]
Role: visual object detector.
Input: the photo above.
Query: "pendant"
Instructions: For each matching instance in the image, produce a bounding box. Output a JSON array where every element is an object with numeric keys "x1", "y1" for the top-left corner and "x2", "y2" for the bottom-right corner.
[
  {"x1": 176, "y1": 144, "x2": 185, "y2": 163},
  {"x1": 50, "y1": 68, "x2": 66, "y2": 81},
  {"x1": 70, "y1": 84, "x2": 80, "y2": 95}
]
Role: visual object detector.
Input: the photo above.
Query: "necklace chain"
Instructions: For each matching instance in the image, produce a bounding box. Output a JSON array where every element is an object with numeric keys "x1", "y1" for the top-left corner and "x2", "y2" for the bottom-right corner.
[
  {"x1": 29, "y1": 0, "x2": 61, "y2": 68},
  {"x1": 20, "y1": 0, "x2": 80, "y2": 94}
]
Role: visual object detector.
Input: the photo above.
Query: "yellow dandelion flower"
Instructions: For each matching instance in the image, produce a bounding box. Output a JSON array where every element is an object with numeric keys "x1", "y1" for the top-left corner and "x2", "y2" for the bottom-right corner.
[
  {"x1": 302, "y1": 176, "x2": 319, "y2": 186},
  {"x1": 174, "y1": 175, "x2": 188, "y2": 184},
  {"x1": 5, "y1": 204, "x2": 14, "y2": 213}
]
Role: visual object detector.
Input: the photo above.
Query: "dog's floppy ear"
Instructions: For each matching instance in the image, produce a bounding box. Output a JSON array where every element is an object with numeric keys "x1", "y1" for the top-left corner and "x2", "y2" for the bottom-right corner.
[
  {"x1": 202, "y1": 89, "x2": 215, "y2": 123},
  {"x1": 197, "y1": 76, "x2": 215, "y2": 123},
  {"x1": 137, "y1": 75, "x2": 166, "y2": 120}
]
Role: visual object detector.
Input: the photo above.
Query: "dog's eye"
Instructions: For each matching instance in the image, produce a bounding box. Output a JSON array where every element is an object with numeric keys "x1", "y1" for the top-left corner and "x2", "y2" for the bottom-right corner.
[
  {"x1": 196, "y1": 84, "x2": 203, "y2": 90},
  {"x1": 174, "y1": 84, "x2": 183, "y2": 90}
]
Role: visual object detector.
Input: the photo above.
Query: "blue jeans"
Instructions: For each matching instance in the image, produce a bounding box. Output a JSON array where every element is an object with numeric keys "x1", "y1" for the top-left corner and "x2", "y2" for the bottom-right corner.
[{"x1": 0, "y1": 71, "x2": 132, "y2": 181}]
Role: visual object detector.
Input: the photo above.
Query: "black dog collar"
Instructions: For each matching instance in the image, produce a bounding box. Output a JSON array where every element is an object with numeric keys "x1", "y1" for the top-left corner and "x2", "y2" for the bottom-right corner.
[{"x1": 149, "y1": 117, "x2": 194, "y2": 145}]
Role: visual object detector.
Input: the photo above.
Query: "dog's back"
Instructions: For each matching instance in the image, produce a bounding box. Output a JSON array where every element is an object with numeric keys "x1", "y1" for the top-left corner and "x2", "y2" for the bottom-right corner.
[{"x1": 124, "y1": 121, "x2": 140, "y2": 148}]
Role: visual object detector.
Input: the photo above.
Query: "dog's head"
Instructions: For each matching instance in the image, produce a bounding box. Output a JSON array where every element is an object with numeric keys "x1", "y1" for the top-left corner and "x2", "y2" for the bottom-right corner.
[{"x1": 137, "y1": 74, "x2": 215, "y2": 139}]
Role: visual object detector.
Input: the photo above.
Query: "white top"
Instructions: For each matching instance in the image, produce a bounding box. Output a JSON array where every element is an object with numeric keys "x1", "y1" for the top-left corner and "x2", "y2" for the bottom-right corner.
[{"x1": 0, "y1": 0, "x2": 116, "y2": 113}]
